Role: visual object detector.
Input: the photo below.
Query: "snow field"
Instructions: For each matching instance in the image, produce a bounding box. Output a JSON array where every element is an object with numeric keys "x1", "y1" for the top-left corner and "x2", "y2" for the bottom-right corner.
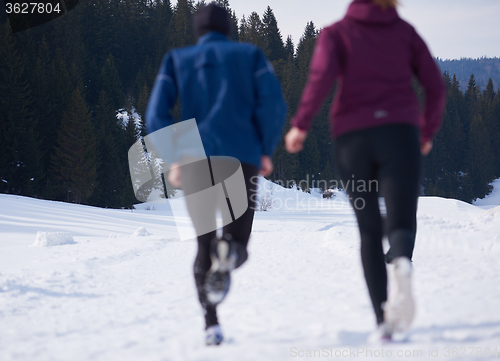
[{"x1": 0, "y1": 178, "x2": 500, "y2": 361}]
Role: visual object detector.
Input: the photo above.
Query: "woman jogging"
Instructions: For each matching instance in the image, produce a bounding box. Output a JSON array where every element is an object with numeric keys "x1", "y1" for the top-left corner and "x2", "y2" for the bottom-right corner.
[{"x1": 285, "y1": 0, "x2": 446, "y2": 341}]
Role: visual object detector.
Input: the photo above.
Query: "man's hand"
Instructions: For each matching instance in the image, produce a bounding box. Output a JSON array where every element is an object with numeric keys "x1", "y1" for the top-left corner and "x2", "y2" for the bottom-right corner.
[
  {"x1": 285, "y1": 127, "x2": 308, "y2": 153},
  {"x1": 260, "y1": 156, "x2": 273, "y2": 177},
  {"x1": 168, "y1": 162, "x2": 182, "y2": 188},
  {"x1": 421, "y1": 140, "x2": 433, "y2": 156}
]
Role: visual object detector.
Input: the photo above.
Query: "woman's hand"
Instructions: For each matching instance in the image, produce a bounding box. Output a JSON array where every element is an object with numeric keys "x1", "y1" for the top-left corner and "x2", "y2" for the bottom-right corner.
[
  {"x1": 285, "y1": 127, "x2": 308, "y2": 154},
  {"x1": 421, "y1": 140, "x2": 433, "y2": 156}
]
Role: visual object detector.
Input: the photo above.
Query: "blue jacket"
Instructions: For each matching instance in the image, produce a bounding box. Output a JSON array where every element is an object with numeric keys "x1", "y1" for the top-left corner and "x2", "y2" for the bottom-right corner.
[{"x1": 146, "y1": 32, "x2": 287, "y2": 168}]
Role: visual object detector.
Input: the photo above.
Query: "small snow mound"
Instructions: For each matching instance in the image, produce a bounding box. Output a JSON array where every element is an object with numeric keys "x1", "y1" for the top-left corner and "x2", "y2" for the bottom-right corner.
[
  {"x1": 132, "y1": 227, "x2": 151, "y2": 237},
  {"x1": 32, "y1": 232, "x2": 75, "y2": 247}
]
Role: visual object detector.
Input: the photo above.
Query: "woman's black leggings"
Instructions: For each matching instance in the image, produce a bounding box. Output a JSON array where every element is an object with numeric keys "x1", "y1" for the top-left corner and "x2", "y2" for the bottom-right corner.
[{"x1": 335, "y1": 124, "x2": 422, "y2": 324}]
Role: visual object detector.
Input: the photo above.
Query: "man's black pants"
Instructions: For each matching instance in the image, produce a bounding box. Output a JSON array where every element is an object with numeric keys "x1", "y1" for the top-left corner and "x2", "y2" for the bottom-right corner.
[{"x1": 182, "y1": 160, "x2": 259, "y2": 328}]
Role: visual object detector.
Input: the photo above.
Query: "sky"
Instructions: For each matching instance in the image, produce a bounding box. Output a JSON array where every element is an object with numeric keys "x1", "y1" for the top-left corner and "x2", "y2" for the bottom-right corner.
[{"x1": 184, "y1": 0, "x2": 500, "y2": 60}]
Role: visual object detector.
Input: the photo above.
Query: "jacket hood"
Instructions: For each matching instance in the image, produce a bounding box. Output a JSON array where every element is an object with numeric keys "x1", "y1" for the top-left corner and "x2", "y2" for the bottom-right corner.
[{"x1": 345, "y1": 0, "x2": 399, "y2": 25}]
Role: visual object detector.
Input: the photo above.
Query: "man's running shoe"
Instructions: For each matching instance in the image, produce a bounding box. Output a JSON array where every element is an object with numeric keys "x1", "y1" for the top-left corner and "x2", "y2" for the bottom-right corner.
[
  {"x1": 205, "y1": 324, "x2": 224, "y2": 346},
  {"x1": 205, "y1": 235, "x2": 237, "y2": 305}
]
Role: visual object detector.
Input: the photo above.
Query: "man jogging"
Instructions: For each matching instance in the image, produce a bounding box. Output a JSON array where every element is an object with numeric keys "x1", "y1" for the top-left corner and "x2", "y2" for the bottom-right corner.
[{"x1": 146, "y1": 3, "x2": 286, "y2": 345}]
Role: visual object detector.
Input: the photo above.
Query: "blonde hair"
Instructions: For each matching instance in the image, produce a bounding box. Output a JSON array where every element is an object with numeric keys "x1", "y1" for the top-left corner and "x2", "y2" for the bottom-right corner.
[{"x1": 372, "y1": 0, "x2": 399, "y2": 9}]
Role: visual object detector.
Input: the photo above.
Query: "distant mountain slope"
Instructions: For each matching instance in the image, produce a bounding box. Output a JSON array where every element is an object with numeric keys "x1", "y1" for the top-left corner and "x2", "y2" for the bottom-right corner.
[{"x1": 436, "y1": 57, "x2": 500, "y2": 91}]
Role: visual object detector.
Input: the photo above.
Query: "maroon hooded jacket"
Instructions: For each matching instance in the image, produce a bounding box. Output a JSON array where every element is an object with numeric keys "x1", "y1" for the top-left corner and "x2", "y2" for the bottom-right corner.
[{"x1": 291, "y1": 0, "x2": 446, "y2": 142}]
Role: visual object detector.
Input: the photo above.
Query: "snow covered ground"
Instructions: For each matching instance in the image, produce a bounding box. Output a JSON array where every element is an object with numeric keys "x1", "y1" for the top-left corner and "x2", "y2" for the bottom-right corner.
[{"x1": 1, "y1": 179, "x2": 500, "y2": 361}]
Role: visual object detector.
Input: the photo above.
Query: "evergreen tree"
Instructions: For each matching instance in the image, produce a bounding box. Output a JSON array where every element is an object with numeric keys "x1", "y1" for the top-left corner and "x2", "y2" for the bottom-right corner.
[
  {"x1": 463, "y1": 114, "x2": 495, "y2": 200},
  {"x1": 483, "y1": 78, "x2": 495, "y2": 103},
  {"x1": 271, "y1": 52, "x2": 300, "y2": 183},
  {"x1": 114, "y1": 0, "x2": 145, "y2": 85},
  {"x1": 480, "y1": 78, "x2": 499, "y2": 181},
  {"x1": 31, "y1": 36, "x2": 56, "y2": 192},
  {"x1": 85, "y1": 0, "x2": 119, "y2": 68},
  {"x1": 285, "y1": 35, "x2": 295, "y2": 58},
  {"x1": 100, "y1": 53, "x2": 125, "y2": 111},
  {"x1": 51, "y1": 88, "x2": 97, "y2": 204},
  {"x1": 492, "y1": 85, "x2": 500, "y2": 176},
  {"x1": 153, "y1": 0, "x2": 174, "y2": 65},
  {"x1": 294, "y1": 22, "x2": 325, "y2": 189},
  {"x1": 239, "y1": 15, "x2": 248, "y2": 42},
  {"x1": 296, "y1": 21, "x2": 319, "y2": 107},
  {"x1": 229, "y1": 10, "x2": 239, "y2": 42},
  {"x1": 90, "y1": 90, "x2": 127, "y2": 208},
  {"x1": 170, "y1": 0, "x2": 195, "y2": 48},
  {"x1": 239, "y1": 12, "x2": 265, "y2": 50},
  {"x1": 463, "y1": 74, "x2": 479, "y2": 134},
  {"x1": 447, "y1": 74, "x2": 467, "y2": 173},
  {"x1": 136, "y1": 82, "x2": 151, "y2": 132},
  {"x1": 262, "y1": 7, "x2": 286, "y2": 62},
  {"x1": 0, "y1": 22, "x2": 42, "y2": 196}
]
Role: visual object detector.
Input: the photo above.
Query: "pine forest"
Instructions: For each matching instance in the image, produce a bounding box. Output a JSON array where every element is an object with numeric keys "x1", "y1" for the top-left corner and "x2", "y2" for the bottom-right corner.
[{"x1": 1, "y1": 0, "x2": 499, "y2": 207}]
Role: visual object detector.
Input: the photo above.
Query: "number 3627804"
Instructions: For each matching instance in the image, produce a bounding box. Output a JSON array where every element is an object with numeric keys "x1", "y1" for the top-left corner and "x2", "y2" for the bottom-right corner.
[{"x1": 5, "y1": 2, "x2": 62, "y2": 14}]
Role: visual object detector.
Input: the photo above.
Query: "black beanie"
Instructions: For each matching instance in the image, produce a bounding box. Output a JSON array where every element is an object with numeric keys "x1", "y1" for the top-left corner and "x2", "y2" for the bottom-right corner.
[{"x1": 193, "y1": 3, "x2": 230, "y2": 38}]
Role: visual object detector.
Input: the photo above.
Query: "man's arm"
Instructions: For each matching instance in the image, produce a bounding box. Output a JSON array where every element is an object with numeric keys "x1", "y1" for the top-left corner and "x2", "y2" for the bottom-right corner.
[{"x1": 146, "y1": 53, "x2": 178, "y2": 134}]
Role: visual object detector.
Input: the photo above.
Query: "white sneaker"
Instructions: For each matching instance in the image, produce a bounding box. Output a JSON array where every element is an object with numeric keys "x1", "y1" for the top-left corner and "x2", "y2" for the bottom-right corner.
[
  {"x1": 368, "y1": 322, "x2": 392, "y2": 344},
  {"x1": 384, "y1": 257, "x2": 415, "y2": 333},
  {"x1": 205, "y1": 324, "x2": 224, "y2": 346}
]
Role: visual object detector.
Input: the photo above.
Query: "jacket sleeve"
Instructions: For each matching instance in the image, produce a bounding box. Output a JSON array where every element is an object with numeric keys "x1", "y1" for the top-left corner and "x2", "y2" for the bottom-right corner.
[
  {"x1": 411, "y1": 30, "x2": 447, "y2": 142},
  {"x1": 253, "y1": 50, "x2": 287, "y2": 156},
  {"x1": 145, "y1": 53, "x2": 178, "y2": 134},
  {"x1": 291, "y1": 28, "x2": 340, "y2": 132}
]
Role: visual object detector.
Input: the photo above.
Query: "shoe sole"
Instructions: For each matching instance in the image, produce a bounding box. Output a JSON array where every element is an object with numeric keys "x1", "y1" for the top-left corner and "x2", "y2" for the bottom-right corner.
[
  {"x1": 210, "y1": 240, "x2": 231, "y2": 273},
  {"x1": 205, "y1": 326, "x2": 224, "y2": 346},
  {"x1": 206, "y1": 240, "x2": 232, "y2": 305},
  {"x1": 206, "y1": 338, "x2": 223, "y2": 346},
  {"x1": 205, "y1": 271, "x2": 230, "y2": 305}
]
